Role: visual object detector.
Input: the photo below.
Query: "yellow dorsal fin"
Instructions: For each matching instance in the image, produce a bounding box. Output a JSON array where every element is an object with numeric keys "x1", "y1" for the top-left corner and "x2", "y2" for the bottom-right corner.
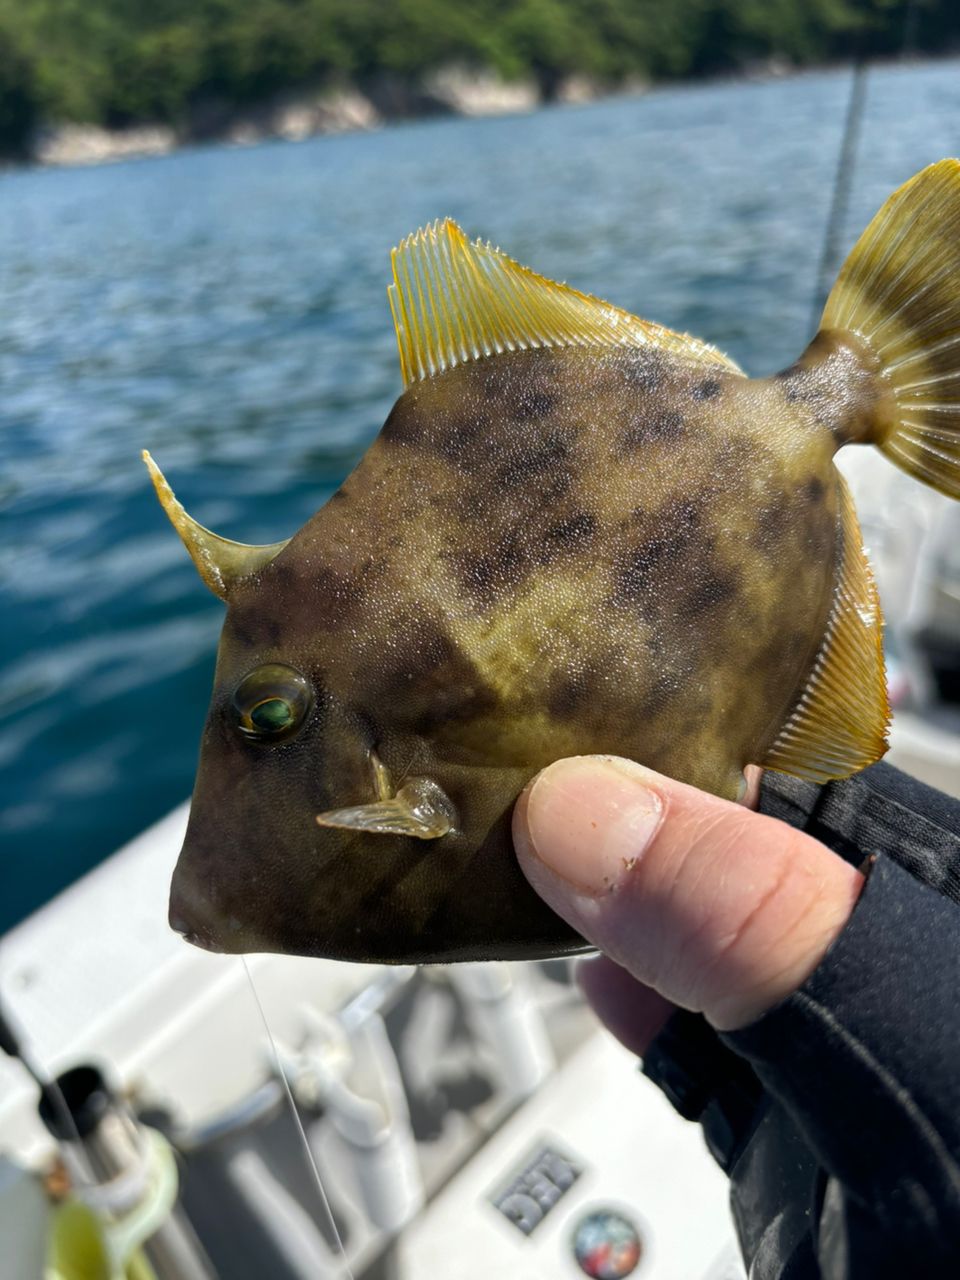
[
  {"x1": 388, "y1": 219, "x2": 743, "y2": 388},
  {"x1": 761, "y1": 473, "x2": 890, "y2": 783}
]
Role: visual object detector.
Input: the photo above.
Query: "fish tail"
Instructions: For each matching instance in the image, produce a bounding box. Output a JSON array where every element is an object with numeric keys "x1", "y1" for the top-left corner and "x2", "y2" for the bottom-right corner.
[{"x1": 820, "y1": 158, "x2": 960, "y2": 499}]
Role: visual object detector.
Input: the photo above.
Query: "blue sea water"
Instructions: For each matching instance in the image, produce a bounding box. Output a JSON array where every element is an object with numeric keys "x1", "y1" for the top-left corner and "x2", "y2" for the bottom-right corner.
[{"x1": 2, "y1": 59, "x2": 960, "y2": 932}]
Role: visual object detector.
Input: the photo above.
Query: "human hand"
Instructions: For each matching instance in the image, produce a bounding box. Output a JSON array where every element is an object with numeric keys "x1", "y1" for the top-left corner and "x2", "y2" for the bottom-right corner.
[{"x1": 513, "y1": 756, "x2": 865, "y2": 1045}]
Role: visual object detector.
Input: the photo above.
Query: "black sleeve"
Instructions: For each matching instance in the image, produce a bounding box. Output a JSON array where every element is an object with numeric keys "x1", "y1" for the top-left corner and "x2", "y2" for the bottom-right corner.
[
  {"x1": 757, "y1": 760, "x2": 960, "y2": 904},
  {"x1": 722, "y1": 852, "x2": 960, "y2": 1277},
  {"x1": 640, "y1": 763, "x2": 960, "y2": 1279}
]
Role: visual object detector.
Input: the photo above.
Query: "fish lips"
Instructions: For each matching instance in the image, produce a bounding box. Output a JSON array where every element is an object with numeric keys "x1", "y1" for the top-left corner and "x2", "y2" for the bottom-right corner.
[
  {"x1": 168, "y1": 885, "x2": 218, "y2": 951},
  {"x1": 166, "y1": 806, "x2": 290, "y2": 955},
  {"x1": 168, "y1": 866, "x2": 248, "y2": 953}
]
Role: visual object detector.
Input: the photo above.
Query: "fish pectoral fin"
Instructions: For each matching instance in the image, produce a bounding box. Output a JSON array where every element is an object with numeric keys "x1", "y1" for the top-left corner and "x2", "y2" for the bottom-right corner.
[
  {"x1": 761, "y1": 473, "x2": 890, "y2": 784},
  {"x1": 388, "y1": 218, "x2": 743, "y2": 388},
  {"x1": 315, "y1": 778, "x2": 457, "y2": 840}
]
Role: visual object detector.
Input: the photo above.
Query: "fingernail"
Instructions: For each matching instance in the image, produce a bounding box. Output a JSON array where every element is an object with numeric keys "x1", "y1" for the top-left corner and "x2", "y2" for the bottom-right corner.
[{"x1": 520, "y1": 756, "x2": 664, "y2": 895}]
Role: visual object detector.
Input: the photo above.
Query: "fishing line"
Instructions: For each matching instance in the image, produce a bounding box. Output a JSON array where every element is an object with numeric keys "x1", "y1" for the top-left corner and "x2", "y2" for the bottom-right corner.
[
  {"x1": 809, "y1": 55, "x2": 869, "y2": 334},
  {"x1": 809, "y1": 0, "x2": 921, "y2": 336},
  {"x1": 240, "y1": 956, "x2": 355, "y2": 1279}
]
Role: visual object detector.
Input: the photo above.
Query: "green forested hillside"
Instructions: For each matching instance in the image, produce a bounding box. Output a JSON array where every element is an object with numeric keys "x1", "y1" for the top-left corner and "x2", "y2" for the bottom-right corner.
[{"x1": 0, "y1": 0, "x2": 952, "y2": 156}]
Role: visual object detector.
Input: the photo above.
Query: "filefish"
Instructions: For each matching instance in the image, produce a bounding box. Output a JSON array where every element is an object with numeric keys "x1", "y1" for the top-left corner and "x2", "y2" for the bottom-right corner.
[{"x1": 146, "y1": 161, "x2": 960, "y2": 963}]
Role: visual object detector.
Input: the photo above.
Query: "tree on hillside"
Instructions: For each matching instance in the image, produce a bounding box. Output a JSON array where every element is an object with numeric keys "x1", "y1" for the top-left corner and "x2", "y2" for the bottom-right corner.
[{"x1": 0, "y1": 0, "x2": 956, "y2": 157}]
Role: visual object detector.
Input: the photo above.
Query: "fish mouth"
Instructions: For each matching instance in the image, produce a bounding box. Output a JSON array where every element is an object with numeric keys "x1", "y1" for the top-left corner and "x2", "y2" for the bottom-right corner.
[{"x1": 168, "y1": 886, "x2": 226, "y2": 953}]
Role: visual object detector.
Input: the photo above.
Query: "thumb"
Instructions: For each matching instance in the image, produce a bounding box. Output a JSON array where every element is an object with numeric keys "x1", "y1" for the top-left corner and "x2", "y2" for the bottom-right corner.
[{"x1": 513, "y1": 755, "x2": 864, "y2": 1031}]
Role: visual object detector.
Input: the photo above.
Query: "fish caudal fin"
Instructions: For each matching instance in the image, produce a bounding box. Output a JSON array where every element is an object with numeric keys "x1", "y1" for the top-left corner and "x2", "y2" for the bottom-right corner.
[
  {"x1": 762, "y1": 474, "x2": 889, "y2": 783},
  {"x1": 822, "y1": 158, "x2": 960, "y2": 499}
]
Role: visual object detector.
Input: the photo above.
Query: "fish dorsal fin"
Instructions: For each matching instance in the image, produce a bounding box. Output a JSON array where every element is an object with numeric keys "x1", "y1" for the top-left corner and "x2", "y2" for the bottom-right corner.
[
  {"x1": 388, "y1": 219, "x2": 743, "y2": 388},
  {"x1": 762, "y1": 473, "x2": 890, "y2": 783}
]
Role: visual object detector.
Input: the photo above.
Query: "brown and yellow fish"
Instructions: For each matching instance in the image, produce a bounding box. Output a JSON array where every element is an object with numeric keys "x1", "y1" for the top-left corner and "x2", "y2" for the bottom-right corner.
[{"x1": 146, "y1": 160, "x2": 960, "y2": 963}]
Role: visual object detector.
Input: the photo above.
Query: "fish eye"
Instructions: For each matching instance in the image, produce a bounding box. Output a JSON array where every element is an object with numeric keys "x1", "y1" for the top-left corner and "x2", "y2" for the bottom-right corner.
[{"x1": 231, "y1": 664, "x2": 314, "y2": 744}]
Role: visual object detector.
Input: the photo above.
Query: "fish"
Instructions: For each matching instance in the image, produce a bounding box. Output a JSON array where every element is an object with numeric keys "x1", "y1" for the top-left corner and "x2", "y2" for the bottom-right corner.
[{"x1": 146, "y1": 159, "x2": 960, "y2": 963}]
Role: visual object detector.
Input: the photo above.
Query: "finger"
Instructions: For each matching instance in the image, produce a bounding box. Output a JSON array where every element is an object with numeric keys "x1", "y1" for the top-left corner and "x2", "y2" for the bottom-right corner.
[
  {"x1": 513, "y1": 755, "x2": 863, "y2": 1030},
  {"x1": 739, "y1": 764, "x2": 763, "y2": 810},
  {"x1": 576, "y1": 954, "x2": 676, "y2": 1057}
]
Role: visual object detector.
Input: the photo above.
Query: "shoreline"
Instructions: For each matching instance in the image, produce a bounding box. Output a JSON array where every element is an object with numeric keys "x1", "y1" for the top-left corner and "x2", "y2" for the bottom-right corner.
[
  {"x1": 13, "y1": 51, "x2": 952, "y2": 171},
  {"x1": 26, "y1": 68, "x2": 618, "y2": 170}
]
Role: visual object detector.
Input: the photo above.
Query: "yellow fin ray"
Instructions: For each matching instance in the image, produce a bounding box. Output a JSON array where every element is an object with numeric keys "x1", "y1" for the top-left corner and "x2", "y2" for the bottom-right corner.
[
  {"x1": 388, "y1": 219, "x2": 743, "y2": 388},
  {"x1": 761, "y1": 474, "x2": 890, "y2": 783}
]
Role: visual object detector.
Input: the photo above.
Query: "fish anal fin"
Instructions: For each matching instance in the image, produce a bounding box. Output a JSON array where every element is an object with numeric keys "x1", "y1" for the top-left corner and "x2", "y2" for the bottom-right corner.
[
  {"x1": 388, "y1": 219, "x2": 743, "y2": 389},
  {"x1": 761, "y1": 474, "x2": 890, "y2": 784}
]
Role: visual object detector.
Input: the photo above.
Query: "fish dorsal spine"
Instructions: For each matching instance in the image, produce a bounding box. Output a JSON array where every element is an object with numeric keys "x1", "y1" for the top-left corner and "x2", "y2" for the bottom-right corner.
[
  {"x1": 388, "y1": 219, "x2": 744, "y2": 388},
  {"x1": 142, "y1": 450, "x2": 290, "y2": 600}
]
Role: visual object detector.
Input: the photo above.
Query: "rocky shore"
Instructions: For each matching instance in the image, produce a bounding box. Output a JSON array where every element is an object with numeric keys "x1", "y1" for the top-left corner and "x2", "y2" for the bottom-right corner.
[{"x1": 29, "y1": 67, "x2": 634, "y2": 169}]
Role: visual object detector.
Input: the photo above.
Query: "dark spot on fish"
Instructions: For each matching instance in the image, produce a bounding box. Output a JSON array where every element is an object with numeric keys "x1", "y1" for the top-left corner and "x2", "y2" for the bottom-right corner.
[
  {"x1": 225, "y1": 610, "x2": 284, "y2": 651},
  {"x1": 538, "y1": 469, "x2": 574, "y2": 503},
  {"x1": 672, "y1": 499, "x2": 703, "y2": 530},
  {"x1": 803, "y1": 476, "x2": 825, "y2": 505},
  {"x1": 511, "y1": 388, "x2": 556, "y2": 420},
  {"x1": 777, "y1": 362, "x2": 832, "y2": 408},
  {"x1": 612, "y1": 535, "x2": 674, "y2": 604},
  {"x1": 692, "y1": 377, "x2": 722, "y2": 401},
  {"x1": 680, "y1": 567, "x2": 740, "y2": 617},
  {"x1": 409, "y1": 674, "x2": 499, "y2": 734},
  {"x1": 435, "y1": 411, "x2": 491, "y2": 467},
  {"x1": 547, "y1": 670, "x2": 591, "y2": 719},
  {"x1": 455, "y1": 488, "x2": 488, "y2": 520},
  {"x1": 680, "y1": 714, "x2": 705, "y2": 740},
  {"x1": 307, "y1": 565, "x2": 369, "y2": 630},
  {"x1": 543, "y1": 512, "x2": 597, "y2": 551},
  {"x1": 477, "y1": 348, "x2": 557, "y2": 400},
  {"x1": 392, "y1": 622, "x2": 455, "y2": 680},
  {"x1": 454, "y1": 535, "x2": 528, "y2": 605},
  {"x1": 755, "y1": 497, "x2": 790, "y2": 548},
  {"x1": 236, "y1": 559, "x2": 371, "y2": 644},
  {"x1": 459, "y1": 555, "x2": 498, "y2": 601},
  {"x1": 371, "y1": 617, "x2": 498, "y2": 732},
  {"x1": 636, "y1": 673, "x2": 680, "y2": 720},
  {"x1": 620, "y1": 409, "x2": 685, "y2": 451},
  {"x1": 610, "y1": 492, "x2": 716, "y2": 614},
  {"x1": 498, "y1": 432, "x2": 570, "y2": 488},
  {"x1": 715, "y1": 436, "x2": 756, "y2": 474}
]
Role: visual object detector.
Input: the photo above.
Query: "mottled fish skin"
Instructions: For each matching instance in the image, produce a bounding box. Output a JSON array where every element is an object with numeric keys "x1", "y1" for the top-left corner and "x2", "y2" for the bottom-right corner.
[
  {"x1": 158, "y1": 162, "x2": 960, "y2": 962},
  {"x1": 172, "y1": 342, "x2": 854, "y2": 962}
]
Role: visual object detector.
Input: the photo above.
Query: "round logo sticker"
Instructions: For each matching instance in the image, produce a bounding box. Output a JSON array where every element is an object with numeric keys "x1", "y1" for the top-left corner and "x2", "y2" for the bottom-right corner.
[{"x1": 571, "y1": 1208, "x2": 643, "y2": 1279}]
